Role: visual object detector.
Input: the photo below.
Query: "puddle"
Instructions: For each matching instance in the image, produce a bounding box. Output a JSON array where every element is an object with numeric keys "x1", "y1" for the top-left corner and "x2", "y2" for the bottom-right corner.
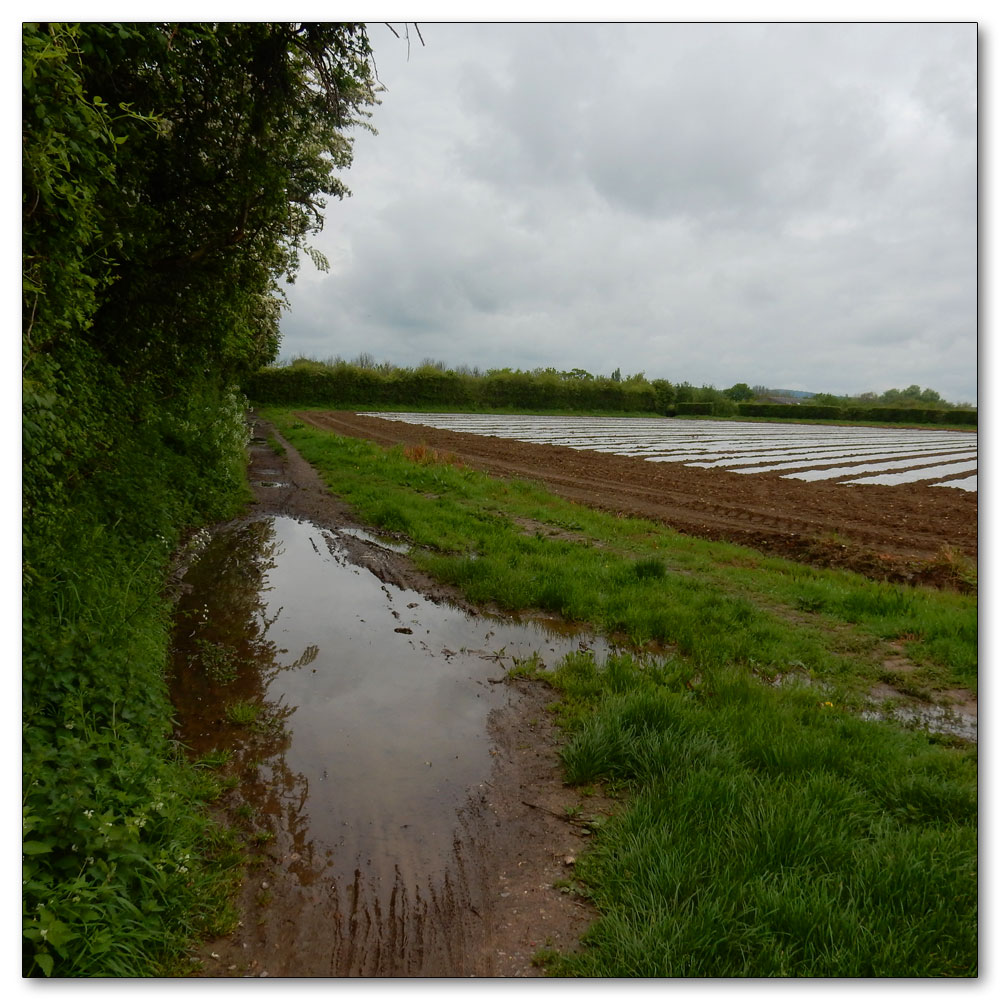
[
  {"x1": 860, "y1": 704, "x2": 977, "y2": 743},
  {"x1": 169, "y1": 514, "x2": 608, "y2": 974},
  {"x1": 339, "y1": 525, "x2": 411, "y2": 554},
  {"x1": 863, "y1": 685, "x2": 977, "y2": 743}
]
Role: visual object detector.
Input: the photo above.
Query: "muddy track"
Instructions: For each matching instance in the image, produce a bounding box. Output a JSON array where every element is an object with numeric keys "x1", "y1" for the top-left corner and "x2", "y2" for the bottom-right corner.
[
  {"x1": 190, "y1": 418, "x2": 606, "y2": 978},
  {"x1": 298, "y1": 411, "x2": 978, "y2": 589}
]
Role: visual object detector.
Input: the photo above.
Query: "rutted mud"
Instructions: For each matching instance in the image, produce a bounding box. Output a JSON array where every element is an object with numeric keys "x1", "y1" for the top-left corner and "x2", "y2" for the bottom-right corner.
[
  {"x1": 170, "y1": 421, "x2": 611, "y2": 977},
  {"x1": 301, "y1": 411, "x2": 977, "y2": 590}
]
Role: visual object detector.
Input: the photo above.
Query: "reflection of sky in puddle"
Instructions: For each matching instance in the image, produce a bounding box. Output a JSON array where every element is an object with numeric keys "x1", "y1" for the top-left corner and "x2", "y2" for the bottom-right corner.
[
  {"x1": 861, "y1": 703, "x2": 977, "y2": 743},
  {"x1": 337, "y1": 525, "x2": 410, "y2": 553},
  {"x1": 361, "y1": 413, "x2": 978, "y2": 491},
  {"x1": 171, "y1": 515, "x2": 606, "y2": 884}
]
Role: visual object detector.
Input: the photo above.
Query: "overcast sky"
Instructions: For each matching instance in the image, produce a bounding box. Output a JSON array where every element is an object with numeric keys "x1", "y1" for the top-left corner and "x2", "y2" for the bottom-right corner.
[{"x1": 278, "y1": 21, "x2": 978, "y2": 405}]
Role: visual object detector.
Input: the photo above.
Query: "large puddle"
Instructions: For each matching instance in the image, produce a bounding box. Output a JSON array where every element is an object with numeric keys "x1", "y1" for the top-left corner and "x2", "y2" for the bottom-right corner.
[{"x1": 169, "y1": 514, "x2": 607, "y2": 974}]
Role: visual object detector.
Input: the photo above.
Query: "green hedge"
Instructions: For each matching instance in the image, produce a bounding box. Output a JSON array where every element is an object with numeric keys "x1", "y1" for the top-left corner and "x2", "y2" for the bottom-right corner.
[
  {"x1": 738, "y1": 403, "x2": 842, "y2": 420},
  {"x1": 939, "y1": 409, "x2": 978, "y2": 426},
  {"x1": 243, "y1": 366, "x2": 977, "y2": 427},
  {"x1": 736, "y1": 403, "x2": 977, "y2": 426},
  {"x1": 243, "y1": 365, "x2": 660, "y2": 413}
]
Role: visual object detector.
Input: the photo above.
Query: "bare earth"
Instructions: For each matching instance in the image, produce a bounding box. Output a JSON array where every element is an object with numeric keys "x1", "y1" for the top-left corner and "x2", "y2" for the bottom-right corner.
[
  {"x1": 191, "y1": 411, "x2": 976, "y2": 979},
  {"x1": 299, "y1": 411, "x2": 977, "y2": 589}
]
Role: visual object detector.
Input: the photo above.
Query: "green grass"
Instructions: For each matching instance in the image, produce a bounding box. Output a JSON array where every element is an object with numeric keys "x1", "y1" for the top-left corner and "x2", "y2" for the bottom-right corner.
[
  {"x1": 541, "y1": 652, "x2": 976, "y2": 977},
  {"x1": 22, "y1": 391, "x2": 253, "y2": 976},
  {"x1": 260, "y1": 407, "x2": 977, "y2": 978},
  {"x1": 224, "y1": 700, "x2": 262, "y2": 726}
]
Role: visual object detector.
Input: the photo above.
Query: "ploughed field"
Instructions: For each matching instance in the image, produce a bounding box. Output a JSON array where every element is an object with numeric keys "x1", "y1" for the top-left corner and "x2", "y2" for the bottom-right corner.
[{"x1": 300, "y1": 412, "x2": 977, "y2": 587}]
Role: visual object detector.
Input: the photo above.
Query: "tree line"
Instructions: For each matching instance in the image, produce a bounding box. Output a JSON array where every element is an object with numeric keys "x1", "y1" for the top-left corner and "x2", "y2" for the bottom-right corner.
[{"x1": 245, "y1": 357, "x2": 975, "y2": 424}]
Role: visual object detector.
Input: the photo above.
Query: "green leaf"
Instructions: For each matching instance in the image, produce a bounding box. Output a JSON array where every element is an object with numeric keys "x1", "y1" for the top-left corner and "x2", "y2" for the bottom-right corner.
[
  {"x1": 43, "y1": 917, "x2": 78, "y2": 953},
  {"x1": 22, "y1": 840, "x2": 54, "y2": 855}
]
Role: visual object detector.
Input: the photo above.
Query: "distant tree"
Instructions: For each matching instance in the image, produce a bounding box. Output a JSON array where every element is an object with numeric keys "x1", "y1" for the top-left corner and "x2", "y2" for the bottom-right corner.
[
  {"x1": 723, "y1": 382, "x2": 754, "y2": 402},
  {"x1": 877, "y1": 385, "x2": 950, "y2": 408},
  {"x1": 610, "y1": 367, "x2": 622, "y2": 382},
  {"x1": 651, "y1": 378, "x2": 676, "y2": 412},
  {"x1": 810, "y1": 392, "x2": 844, "y2": 406}
]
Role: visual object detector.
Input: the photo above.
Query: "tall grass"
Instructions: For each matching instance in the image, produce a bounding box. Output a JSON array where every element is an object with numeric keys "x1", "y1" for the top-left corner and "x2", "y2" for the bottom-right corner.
[
  {"x1": 23, "y1": 390, "x2": 251, "y2": 976},
  {"x1": 546, "y1": 653, "x2": 976, "y2": 977}
]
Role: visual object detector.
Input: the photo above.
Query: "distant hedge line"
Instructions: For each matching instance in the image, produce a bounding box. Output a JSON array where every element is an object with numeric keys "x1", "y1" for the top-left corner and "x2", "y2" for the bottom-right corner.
[
  {"x1": 242, "y1": 367, "x2": 977, "y2": 426},
  {"x1": 736, "y1": 403, "x2": 977, "y2": 425},
  {"x1": 243, "y1": 366, "x2": 663, "y2": 412}
]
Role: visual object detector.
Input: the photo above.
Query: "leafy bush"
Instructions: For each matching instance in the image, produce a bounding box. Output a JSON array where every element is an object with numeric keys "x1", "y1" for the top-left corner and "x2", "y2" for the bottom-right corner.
[{"x1": 22, "y1": 22, "x2": 379, "y2": 976}]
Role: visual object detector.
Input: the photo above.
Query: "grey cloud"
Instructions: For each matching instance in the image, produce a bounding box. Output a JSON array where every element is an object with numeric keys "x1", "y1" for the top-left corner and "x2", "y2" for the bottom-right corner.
[{"x1": 279, "y1": 22, "x2": 977, "y2": 403}]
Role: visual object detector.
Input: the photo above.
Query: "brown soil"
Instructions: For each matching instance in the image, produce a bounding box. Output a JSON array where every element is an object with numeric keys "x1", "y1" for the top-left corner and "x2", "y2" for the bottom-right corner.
[{"x1": 297, "y1": 411, "x2": 978, "y2": 590}]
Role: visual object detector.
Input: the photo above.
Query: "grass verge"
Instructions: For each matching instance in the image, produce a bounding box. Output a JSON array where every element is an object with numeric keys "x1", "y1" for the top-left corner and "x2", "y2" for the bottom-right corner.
[{"x1": 541, "y1": 651, "x2": 976, "y2": 976}]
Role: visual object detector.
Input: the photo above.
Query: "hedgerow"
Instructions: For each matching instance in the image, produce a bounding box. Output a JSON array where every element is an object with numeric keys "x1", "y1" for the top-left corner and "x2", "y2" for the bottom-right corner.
[{"x1": 22, "y1": 22, "x2": 378, "y2": 975}]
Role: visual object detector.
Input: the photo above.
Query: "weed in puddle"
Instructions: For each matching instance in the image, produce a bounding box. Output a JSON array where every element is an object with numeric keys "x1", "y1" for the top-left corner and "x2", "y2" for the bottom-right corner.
[{"x1": 225, "y1": 700, "x2": 262, "y2": 726}]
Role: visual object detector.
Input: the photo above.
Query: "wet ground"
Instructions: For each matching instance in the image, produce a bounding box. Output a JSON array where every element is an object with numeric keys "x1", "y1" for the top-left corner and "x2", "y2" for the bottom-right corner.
[
  {"x1": 169, "y1": 422, "x2": 612, "y2": 977},
  {"x1": 169, "y1": 413, "x2": 976, "y2": 977}
]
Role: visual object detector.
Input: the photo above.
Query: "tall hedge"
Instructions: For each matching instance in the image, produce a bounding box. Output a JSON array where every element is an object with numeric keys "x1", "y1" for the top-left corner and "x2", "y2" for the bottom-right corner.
[
  {"x1": 22, "y1": 22, "x2": 378, "y2": 976},
  {"x1": 244, "y1": 363, "x2": 661, "y2": 413}
]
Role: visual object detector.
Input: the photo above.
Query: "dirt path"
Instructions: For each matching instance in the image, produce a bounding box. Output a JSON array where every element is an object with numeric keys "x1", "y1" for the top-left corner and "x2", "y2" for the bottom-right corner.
[
  {"x1": 189, "y1": 418, "x2": 609, "y2": 978},
  {"x1": 298, "y1": 411, "x2": 977, "y2": 589}
]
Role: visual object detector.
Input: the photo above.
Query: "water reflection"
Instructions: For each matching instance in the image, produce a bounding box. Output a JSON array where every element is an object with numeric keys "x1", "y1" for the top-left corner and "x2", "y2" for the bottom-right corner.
[
  {"x1": 170, "y1": 514, "x2": 607, "y2": 901},
  {"x1": 171, "y1": 518, "x2": 325, "y2": 873}
]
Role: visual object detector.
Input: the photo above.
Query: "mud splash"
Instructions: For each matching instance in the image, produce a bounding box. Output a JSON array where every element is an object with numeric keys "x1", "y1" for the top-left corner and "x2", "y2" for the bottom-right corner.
[{"x1": 169, "y1": 513, "x2": 607, "y2": 976}]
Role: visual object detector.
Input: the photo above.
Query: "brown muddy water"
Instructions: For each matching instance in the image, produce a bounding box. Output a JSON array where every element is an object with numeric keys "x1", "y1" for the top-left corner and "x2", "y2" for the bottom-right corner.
[{"x1": 168, "y1": 513, "x2": 608, "y2": 976}]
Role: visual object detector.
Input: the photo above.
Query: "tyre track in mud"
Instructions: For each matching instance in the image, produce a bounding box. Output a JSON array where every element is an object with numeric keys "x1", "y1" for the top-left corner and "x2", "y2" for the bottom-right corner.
[{"x1": 297, "y1": 411, "x2": 977, "y2": 589}]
